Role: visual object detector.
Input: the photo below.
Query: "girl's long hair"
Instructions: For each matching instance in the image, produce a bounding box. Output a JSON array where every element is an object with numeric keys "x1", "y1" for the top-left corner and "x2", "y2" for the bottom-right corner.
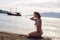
[{"x1": 34, "y1": 12, "x2": 41, "y2": 19}]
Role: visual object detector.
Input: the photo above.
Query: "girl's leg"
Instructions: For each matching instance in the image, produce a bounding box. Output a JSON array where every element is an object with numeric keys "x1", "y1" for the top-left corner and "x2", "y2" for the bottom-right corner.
[{"x1": 29, "y1": 31, "x2": 43, "y2": 38}]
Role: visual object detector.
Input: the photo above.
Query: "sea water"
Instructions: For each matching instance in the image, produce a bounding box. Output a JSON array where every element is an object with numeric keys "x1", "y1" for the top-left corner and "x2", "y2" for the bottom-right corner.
[{"x1": 0, "y1": 13, "x2": 60, "y2": 39}]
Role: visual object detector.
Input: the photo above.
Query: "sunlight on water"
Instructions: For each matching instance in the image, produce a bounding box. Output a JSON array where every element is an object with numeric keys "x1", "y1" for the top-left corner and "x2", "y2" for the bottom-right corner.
[{"x1": 0, "y1": 14, "x2": 36, "y2": 34}]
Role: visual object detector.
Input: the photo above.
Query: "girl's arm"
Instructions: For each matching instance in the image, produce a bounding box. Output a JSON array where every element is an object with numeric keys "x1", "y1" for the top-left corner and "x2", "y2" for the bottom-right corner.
[{"x1": 30, "y1": 17, "x2": 37, "y2": 21}]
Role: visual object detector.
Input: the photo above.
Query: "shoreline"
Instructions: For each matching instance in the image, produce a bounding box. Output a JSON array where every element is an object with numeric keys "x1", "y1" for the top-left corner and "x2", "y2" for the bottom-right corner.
[
  {"x1": 0, "y1": 31, "x2": 52, "y2": 40},
  {"x1": 0, "y1": 31, "x2": 60, "y2": 40},
  {"x1": 0, "y1": 31, "x2": 28, "y2": 40}
]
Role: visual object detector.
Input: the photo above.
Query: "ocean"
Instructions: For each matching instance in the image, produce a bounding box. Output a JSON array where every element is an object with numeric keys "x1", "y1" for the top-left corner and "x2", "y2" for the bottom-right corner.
[{"x1": 0, "y1": 13, "x2": 60, "y2": 40}]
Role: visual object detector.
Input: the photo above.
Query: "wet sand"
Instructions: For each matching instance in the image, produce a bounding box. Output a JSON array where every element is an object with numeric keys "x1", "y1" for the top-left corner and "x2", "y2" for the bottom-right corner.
[{"x1": 0, "y1": 31, "x2": 52, "y2": 40}]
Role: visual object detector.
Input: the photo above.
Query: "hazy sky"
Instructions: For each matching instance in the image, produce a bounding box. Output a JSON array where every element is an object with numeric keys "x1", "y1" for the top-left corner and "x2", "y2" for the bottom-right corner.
[{"x1": 0, "y1": 0, "x2": 60, "y2": 12}]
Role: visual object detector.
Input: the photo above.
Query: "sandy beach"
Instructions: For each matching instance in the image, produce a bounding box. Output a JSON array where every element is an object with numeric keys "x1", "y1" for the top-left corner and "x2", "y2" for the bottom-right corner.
[
  {"x1": 0, "y1": 14, "x2": 60, "y2": 40},
  {"x1": 0, "y1": 31, "x2": 52, "y2": 40},
  {"x1": 0, "y1": 0, "x2": 60, "y2": 39},
  {"x1": 0, "y1": 31, "x2": 60, "y2": 40},
  {"x1": 0, "y1": 32, "x2": 29, "y2": 40}
]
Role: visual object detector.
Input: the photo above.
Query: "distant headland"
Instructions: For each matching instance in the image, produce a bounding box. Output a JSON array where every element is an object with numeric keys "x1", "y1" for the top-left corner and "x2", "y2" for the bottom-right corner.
[
  {"x1": 41, "y1": 12, "x2": 60, "y2": 18},
  {"x1": 0, "y1": 9, "x2": 9, "y2": 13}
]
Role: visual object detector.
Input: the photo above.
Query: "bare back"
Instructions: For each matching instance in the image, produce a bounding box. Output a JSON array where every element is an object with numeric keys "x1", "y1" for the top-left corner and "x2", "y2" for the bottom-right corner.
[{"x1": 35, "y1": 19, "x2": 42, "y2": 32}]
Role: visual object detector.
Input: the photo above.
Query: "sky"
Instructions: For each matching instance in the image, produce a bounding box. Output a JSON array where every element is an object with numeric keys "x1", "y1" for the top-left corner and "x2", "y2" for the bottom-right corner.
[{"x1": 0, "y1": 0, "x2": 60, "y2": 12}]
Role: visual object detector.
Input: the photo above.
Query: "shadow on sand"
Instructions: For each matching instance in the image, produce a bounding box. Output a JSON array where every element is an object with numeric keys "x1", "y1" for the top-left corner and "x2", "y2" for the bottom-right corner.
[
  {"x1": 26, "y1": 36, "x2": 51, "y2": 40},
  {"x1": 18, "y1": 35, "x2": 52, "y2": 40}
]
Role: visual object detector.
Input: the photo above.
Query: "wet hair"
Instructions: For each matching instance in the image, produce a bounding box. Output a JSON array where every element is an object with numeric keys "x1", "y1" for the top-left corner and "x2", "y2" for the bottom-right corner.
[{"x1": 34, "y1": 12, "x2": 41, "y2": 19}]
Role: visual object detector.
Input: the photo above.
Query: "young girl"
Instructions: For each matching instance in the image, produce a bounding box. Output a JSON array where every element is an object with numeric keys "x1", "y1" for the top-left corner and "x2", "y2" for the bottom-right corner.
[{"x1": 29, "y1": 12, "x2": 43, "y2": 38}]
